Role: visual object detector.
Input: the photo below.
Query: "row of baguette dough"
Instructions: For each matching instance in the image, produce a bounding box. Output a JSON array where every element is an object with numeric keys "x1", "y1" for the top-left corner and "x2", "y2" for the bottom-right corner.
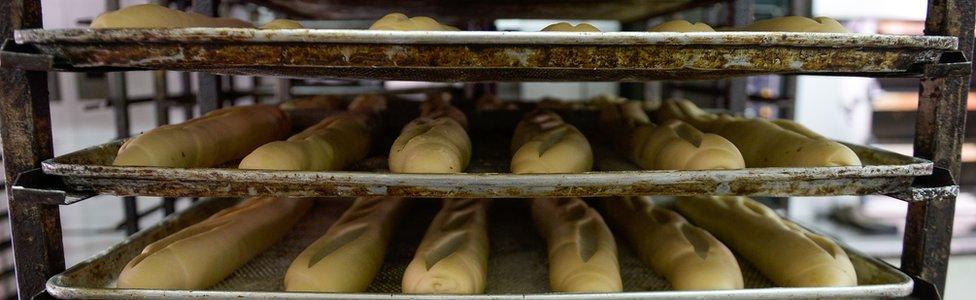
[
  {"x1": 92, "y1": 4, "x2": 847, "y2": 33},
  {"x1": 114, "y1": 97, "x2": 861, "y2": 171},
  {"x1": 117, "y1": 195, "x2": 856, "y2": 292}
]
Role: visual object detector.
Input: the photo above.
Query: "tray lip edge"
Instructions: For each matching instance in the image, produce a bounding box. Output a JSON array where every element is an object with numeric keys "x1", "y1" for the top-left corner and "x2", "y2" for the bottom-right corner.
[{"x1": 15, "y1": 28, "x2": 959, "y2": 51}]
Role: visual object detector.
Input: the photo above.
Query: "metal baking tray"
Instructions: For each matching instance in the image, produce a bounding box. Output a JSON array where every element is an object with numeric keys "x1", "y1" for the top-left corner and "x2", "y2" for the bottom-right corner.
[
  {"x1": 47, "y1": 197, "x2": 914, "y2": 299},
  {"x1": 41, "y1": 135, "x2": 932, "y2": 198},
  {"x1": 13, "y1": 28, "x2": 958, "y2": 81}
]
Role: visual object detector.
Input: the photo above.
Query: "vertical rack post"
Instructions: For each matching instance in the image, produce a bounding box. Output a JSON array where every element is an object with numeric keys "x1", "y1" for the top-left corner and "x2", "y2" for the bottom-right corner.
[
  {"x1": 194, "y1": 0, "x2": 222, "y2": 113},
  {"x1": 903, "y1": 0, "x2": 975, "y2": 295},
  {"x1": 106, "y1": 0, "x2": 140, "y2": 236},
  {"x1": 724, "y1": 0, "x2": 752, "y2": 113},
  {"x1": 0, "y1": 1, "x2": 65, "y2": 299},
  {"x1": 153, "y1": 71, "x2": 178, "y2": 215}
]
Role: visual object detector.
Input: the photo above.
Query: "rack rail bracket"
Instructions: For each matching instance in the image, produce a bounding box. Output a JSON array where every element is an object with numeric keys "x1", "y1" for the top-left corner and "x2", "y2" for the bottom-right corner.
[
  {"x1": 0, "y1": 39, "x2": 53, "y2": 71},
  {"x1": 887, "y1": 167, "x2": 959, "y2": 202},
  {"x1": 11, "y1": 169, "x2": 94, "y2": 205}
]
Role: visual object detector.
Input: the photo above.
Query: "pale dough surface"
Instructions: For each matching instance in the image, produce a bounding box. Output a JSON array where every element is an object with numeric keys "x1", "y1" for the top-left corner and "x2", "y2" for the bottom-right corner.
[
  {"x1": 511, "y1": 110, "x2": 593, "y2": 174},
  {"x1": 676, "y1": 196, "x2": 857, "y2": 287},
  {"x1": 740, "y1": 16, "x2": 847, "y2": 33},
  {"x1": 118, "y1": 197, "x2": 312, "y2": 289},
  {"x1": 600, "y1": 196, "x2": 743, "y2": 290},
  {"x1": 369, "y1": 13, "x2": 459, "y2": 31},
  {"x1": 653, "y1": 99, "x2": 862, "y2": 167},
  {"x1": 285, "y1": 197, "x2": 406, "y2": 292},
  {"x1": 649, "y1": 20, "x2": 715, "y2": 32},
  {"x1": 113, "y1": 104, "x2": 290, "y2": 167},
  {"x1": 541, "y1": 22, "x2": 601, "y2": 32},
  {"x1": 239, "y1": 113, "x2": 371, "y2": 171},
  {"x1": 91, "y1": 4, "x2": 253, "y2": 28},
  {"x1": 402, "y1": 199, "x2": 490, "y2": 294},
  {"x1": 531, "y1": 198, "x2": 622, "y2": 292}
]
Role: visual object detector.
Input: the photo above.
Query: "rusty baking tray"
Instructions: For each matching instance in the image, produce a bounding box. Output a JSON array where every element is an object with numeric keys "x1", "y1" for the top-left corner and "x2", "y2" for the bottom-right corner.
[
  {"x1": 12, "y1": 28, "x2": 958, "y2": 81},
  {"x1": 46, "y1": 197, "x2": 913, "y2": 299},
  {"x1": 40, "y1": 132, "x2": 932, "y2": 198}
]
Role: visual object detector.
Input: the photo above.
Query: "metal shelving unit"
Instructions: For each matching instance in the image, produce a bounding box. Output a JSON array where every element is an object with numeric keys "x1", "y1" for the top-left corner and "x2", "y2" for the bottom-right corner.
[{"x1": 0, "y1": 0, "x2": 971, "y2": 299}]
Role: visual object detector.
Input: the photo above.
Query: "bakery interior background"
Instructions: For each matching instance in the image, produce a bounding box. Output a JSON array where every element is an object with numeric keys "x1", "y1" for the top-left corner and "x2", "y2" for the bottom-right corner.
[{"x1": 0, "y1": 0, "x2": 973, "y2": 299}]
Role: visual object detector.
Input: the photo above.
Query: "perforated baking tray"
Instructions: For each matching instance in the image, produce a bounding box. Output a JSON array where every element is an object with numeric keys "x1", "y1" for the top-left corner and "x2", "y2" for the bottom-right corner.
[
  {"x1": 13, "y1": 28, "x2": 958, "y2": 81},
  {"x1": 46, "y1": 197, "x2": 913, "y2": 299}
]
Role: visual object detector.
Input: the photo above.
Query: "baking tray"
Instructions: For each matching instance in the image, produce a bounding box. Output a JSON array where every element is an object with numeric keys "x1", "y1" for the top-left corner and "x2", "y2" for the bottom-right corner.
[
  {"x1": 46, "y1": 197, "x2": 914, "y2": 299},
  {"x1": 41, "y1": 136, "x2": 932, "y2": 198},
  {"x1": 13, "y1": 29, "x2": 958, "y2": 81}
]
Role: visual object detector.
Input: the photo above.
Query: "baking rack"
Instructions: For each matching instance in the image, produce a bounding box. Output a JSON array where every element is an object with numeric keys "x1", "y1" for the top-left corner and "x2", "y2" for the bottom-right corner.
[{"x1": 0, "y1": 0, "x2": 971, "y2": 299}]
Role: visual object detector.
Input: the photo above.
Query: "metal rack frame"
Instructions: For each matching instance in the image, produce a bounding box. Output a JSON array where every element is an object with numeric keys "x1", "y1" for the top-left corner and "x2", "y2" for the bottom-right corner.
[{"x1": 0, "y1": 0, "x2": 972, "y2": 300}]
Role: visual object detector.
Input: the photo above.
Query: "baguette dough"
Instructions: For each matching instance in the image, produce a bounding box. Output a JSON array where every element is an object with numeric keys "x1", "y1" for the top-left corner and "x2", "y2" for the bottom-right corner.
[
  {"x1": 421, "y1": 93, "x2": 468, "y2": 129},
  {"x1": 118, "y1": 197, "x2": 312, "y2": 289},
  {"x1": 649, "y1": 20, "x2": 715, "y2": 32},
  {"x1": 285, "y1": 197, "x2": 406, "y2": 292},
  {"x1": 348, "y1": 94, "x2": 389, "y2": 115},
  {"x1": 600, "y1": 196, "x2": 742, "y2": 290},
  {"x1": 389, "y1": 115, "x2": 472, "y2": 173},
  {"x1": 403, "y1": 199, "x2": 490, "y2": 294},
  {"x1": 239, "y1": 113, "x2": 372, "y2": 171},
  {"x1": 541, "y1": 22, "x2": 601, "y2": 32},
  {"x1": 600, "y1": 102, "x2": 744, "y2": 170},
  {"x1": 91, "y1": 4, "x2": 253, "y2": 29},
  {"x1": 369, "y1": 13, "x2": 459, "y2": 31},
  {"x1": 113, "y1": 104, "x2": 290, "y2": 167},
  {"x1": 654, "y1": 99, "x2": 861, "y2": 167},
  {"x1": 531, "y1": 198, "x2": 622, "y2": 292},
  {"x1": 511, "y1": 111, "x2": 593, "y2": 174},
  {"x1": 278, "y1": 95, "x2": 345, "y2": 110},
  {"x1": 675, "y1": 196, "x2": 857, "y2": 287},
  {"x1": 740, "y1": 16, "x2": 847, "y2": 33},
  {"x1": 261, "y1": 19, "x2": 303, "y2": 29}
]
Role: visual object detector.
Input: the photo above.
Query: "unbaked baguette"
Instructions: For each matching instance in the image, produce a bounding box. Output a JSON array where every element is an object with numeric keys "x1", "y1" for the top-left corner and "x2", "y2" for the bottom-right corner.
[
  {"x1": 654, "y1": 99, "x2": 861, "y2": 167},
  {"x1": 118, "y1": 197, "x2": 312, "y2": 289},
  {"x1": 114, "y1": 104, "x2": 290, "y2": 167},
  {"x1": 649, "y1": 20, "x2": 715, "y2": 32},
  {"x1": 600, "y1": 196, "x2": 743, "y2": 290},
  {"x1": 512, "y1": 110, "x2": 568, "y2": 153},
  {"x1": 239, "y1": 113, "x2": 372, "y2": 171},
  {"x1": 531, "y1": 198, "x2": 622, "y2": 292},
  {"x1": 599, "y1": 102, "x2": 744, "y2": 170},
  {"x1": 403, "y1": 199, "x2": 490, "y2": 294},
  {"x1": 675, "y1": 196, "x2": 857, "y2": 287},
  {"x1": 421, "y1": 93, "x2": 469, "y2": 129},
  {"x1": 261, "y1": 19, "x2": 303, "y2": 29},
  {"x1": 369, "y1": 13, "x2": 459, "y2": 31},
  {"x1": 389, "y1": 116, "x2": 471, "y2": 173},
  {"x1": 91, "y1": 4, "x2": 253, "y2": 28},
  {"x1": 511, "y1": 111, "x2": 593, "y2": 174},
  {"x1": 541, "y1": 22, "x2": 601, "y2": 32},
  {"x1": 740, "y1": 16, "x2": 847, "y2": 33},
  {"x1": 285, "y1": 197, "x2": 406, "y2": 292}
]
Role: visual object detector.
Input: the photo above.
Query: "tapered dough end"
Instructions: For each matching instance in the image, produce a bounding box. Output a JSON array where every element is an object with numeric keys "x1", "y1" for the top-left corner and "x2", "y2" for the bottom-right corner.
[
  {"x1": 394, "y1": 146, "x2": 465, "y2": 173},
  {"x1": 112, "y1": 144, "x2": 159, "y2": 167},
  {"x1": 402, "y1": 257, "x2": 483, "y2": 294},
  {"x1": 556, "y1": 272, "x2": 623, "y2": 293},
  {"x1": 117, "y1": 248, "x2": 188, "y2": 289},
  {"x1": 238, "y1": 141, "x2": 309, "y2": 170},
  {"x1": 670, "y1": 264, "x2": 745, "y2": 290},
  {"x1": 789, "y1": 266, "x2": 857, "y2": 287},
  {"x1": 261, "y1": 19, "x2": 303, "y2": 29},
  {"x1": 541, "y1": 22, "x2": 601, "y2": 32},
  {"x1": 649, "y1": 20, "x2": 715, "y2": 32}
]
